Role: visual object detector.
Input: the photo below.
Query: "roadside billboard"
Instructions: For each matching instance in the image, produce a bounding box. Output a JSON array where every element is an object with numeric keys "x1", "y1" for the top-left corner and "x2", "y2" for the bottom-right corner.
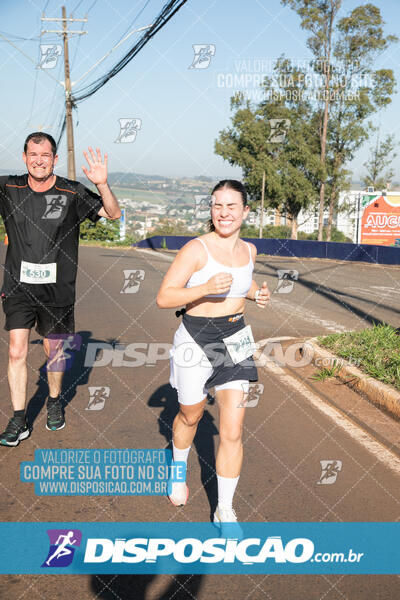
[{"x1": 360, "y1": 193, "x2": 400, "y2": 246}]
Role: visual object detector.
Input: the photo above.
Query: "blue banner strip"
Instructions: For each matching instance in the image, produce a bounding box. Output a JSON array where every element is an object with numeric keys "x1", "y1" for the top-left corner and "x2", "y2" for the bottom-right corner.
[
  {"x1": 0, "y1": 522, "x2": 398, "y2": 574},
  {"x1": 135, "y1": 236, "x2": 400, "y2": 266}
]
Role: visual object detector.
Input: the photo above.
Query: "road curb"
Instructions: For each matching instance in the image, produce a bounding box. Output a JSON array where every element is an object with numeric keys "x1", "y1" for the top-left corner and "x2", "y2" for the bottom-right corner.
[{"x1": 300, "y1": 338, "x2": 400, "y2": 420}]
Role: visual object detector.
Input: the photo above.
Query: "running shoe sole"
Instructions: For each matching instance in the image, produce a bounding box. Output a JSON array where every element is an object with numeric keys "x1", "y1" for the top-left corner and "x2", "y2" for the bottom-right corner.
[
  {"x1": 46, "y1": 421, "x2": 66, "y2": 431},
  {"x1": 0, "y1": 428, "x2": 30, "y2": 447}
]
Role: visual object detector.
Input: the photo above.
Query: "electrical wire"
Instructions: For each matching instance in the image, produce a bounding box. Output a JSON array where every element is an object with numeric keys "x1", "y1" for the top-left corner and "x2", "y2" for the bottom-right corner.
[
  {"x1": 56, "y1": 114, "x2": 66, "y2": 147},
  {"x1": 115, "y1": 0, "x2": 152, "y2": 45},
  {"x1": 55, "y1": 0, "x2": 188, "y2": 144},
  {"x1": 87, "y1": 0, "x2": 99, "y2": 13},
  {"x1": 47, "y1": 58, "x2": 65, "y2": 131},
  {"x1": 72, "y1": 0, "x2": 85, "y2": 12},
  {"x1": 72, "y1": 0, "x2": 188, "y2": 103},
  {"x1": 0, "y1": 30, "x2": 40, "y2": 41},
  {"x1": 71, "y1": 20, "x2": 85, "y2": 70},
  {"x1": 25, "y1": 2, "x2": 47, "y2": 127}
]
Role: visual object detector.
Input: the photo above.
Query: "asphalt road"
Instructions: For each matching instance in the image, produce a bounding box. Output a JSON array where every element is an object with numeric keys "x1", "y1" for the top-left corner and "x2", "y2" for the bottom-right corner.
[{"x1": 0, "y1": 245, "x2": 399, "y2": 599}]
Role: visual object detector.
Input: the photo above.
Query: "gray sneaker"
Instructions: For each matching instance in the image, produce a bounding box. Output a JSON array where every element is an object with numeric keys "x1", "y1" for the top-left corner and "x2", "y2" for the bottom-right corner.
[
  {"x1": 0, "y1": 417, "x2": 30, "y2": 446},
  {"x1": 46, "y1": 400, "x2": 65, "y2": 431}
]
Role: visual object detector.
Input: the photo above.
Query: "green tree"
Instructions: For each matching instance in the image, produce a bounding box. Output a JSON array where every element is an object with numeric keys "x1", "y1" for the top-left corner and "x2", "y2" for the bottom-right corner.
[
  {"x1": 79, "y1": 218, "x2": 119, "y2": 241},
  {"x1": 305, "y1": 226, "x2": 351, "y2": 242},
  {"x1": 282, "y1": 0, "x2": 342, "y2": 240},
  {"x1": 323, "y1": 5, "x2": 397, "y2": 239},
  {"x1": 150, "y1": 219, "x2": 203, "y2": 237},
  {"x1": 282, "y1": 1, "x2": 397, "y2": 240},
  {"x1": 215, "y1": 59, "x2": 321, "y2": 239},
  {"x1": 362, "y1": 132, "x2": 398, "y2": 190},
  {"x1": 0, "y1": 217, "x2": 5, "y2": 240}
]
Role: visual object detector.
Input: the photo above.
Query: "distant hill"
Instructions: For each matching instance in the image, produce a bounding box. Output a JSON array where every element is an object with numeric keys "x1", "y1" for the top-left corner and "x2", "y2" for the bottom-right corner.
[{"x1": 0, "y1": 168, "x2": 215, "y2": 183}]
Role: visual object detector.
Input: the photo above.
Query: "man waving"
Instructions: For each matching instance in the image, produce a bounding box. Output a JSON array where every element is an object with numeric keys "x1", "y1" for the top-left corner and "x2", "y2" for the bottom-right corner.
[{"x1": 0, "y1": 132, "x2": 120, "y2": 446}]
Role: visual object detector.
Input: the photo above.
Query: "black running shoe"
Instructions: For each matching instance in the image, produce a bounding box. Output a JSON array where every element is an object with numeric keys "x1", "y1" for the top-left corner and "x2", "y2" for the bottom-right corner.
[
  {"x1": 0, "y1": 417, "x2": 30, "y2": 446},
  {"x1": 46, "y1": 399, "x2": 65, "y2": 431}
]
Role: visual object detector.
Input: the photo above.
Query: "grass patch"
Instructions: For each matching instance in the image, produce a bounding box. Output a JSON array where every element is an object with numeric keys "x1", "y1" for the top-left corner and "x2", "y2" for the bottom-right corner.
[
  {"x1": 317, "y1": 324, "x2": 400, "y2": 391},
  {"x1": 79, "y1": 240, "x2": 134, "y2": 248},
  {"x1": 311, "y1": 360, "x2": 341, "y2": 381}
]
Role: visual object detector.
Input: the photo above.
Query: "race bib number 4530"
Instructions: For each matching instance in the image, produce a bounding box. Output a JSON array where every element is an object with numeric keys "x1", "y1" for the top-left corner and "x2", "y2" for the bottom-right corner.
[
  {"x1": 223, "y1": 325, "x2": 256, "y2": 365},
  {"x1": 20, "y1": 260, "x2": 57, "y2": 284}
]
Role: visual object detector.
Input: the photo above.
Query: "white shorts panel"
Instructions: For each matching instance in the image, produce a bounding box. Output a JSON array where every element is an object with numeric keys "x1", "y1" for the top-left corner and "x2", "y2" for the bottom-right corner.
[
  {"x1": 170, "y1": 322, "x2": 213, "y2": 405},
  {"x1": 214, "y1": 380, "x2": 249, "y2": 393}
]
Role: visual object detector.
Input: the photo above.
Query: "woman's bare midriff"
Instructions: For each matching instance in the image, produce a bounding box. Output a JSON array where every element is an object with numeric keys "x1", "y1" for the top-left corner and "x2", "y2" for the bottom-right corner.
[{"x1": 186, "y1": 296, "x2": 246, "y2": 317}]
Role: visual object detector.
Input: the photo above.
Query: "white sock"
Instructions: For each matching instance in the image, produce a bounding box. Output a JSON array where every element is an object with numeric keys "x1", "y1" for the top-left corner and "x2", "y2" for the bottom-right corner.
[
  {"x1": 172, "y1": 442, "x2": 191, "y2": 476},
  {"x1": 169, "y1": 443, "x2": 190, "y2": 504},
  {"x1": 217, "y1": 474, "x2": 240, "y2": 509}
]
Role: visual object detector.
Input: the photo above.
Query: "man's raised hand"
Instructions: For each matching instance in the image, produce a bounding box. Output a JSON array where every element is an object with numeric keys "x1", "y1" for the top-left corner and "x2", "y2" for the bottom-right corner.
[{"x1": 82, "y1": 147, "x2": 108, "y2": 186}]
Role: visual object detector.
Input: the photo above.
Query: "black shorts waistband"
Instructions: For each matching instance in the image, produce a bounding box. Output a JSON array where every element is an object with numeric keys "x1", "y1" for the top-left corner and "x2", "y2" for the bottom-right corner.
[
  {"x1": 182, "y1": 312, "x2": 246, "y2": 342},
  {"x1": 183, "y1": 312, "x2": 244, "y2": 326}
]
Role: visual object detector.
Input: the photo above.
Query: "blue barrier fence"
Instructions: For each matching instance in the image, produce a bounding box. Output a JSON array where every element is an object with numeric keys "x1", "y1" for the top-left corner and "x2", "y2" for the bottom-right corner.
[{"x1": 135, "y1": 236, "x2": 400, "y2": 266}]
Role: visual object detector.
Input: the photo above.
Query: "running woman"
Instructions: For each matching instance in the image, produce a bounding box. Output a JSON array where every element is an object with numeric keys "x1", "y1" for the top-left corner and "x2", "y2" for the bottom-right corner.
[
  {"x1": 0, "y1": 132, "x2": 121, "y2": 446},
  {"x1": 157, "y1": 179, "x2": 270, "y2": 526}
]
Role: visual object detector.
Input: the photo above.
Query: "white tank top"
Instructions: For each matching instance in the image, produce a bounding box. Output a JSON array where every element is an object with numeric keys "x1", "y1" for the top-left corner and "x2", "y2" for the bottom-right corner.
[{"x1": 185, "y1": 237, "x2": 254, "y2": 298}]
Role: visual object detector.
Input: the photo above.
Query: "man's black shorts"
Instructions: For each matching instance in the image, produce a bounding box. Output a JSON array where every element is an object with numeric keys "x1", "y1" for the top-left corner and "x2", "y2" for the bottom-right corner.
[{"x1": 2, "y1": 294, "x2": 75, "y2": 337}]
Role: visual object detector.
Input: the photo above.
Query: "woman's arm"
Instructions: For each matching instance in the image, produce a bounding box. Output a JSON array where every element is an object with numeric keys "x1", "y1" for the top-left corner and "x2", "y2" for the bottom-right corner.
[
  {"x1": 156, "y1": 239, "x2": 232, "y2": 309},
  {"x1": 246, "y1": 279, "x2": 259, "y2": 301},
  {"x1": 247, "y1": 280, "x2": 270, "y2": 307},
  {"x1": 246, "y1": 243, "x2": 259, "y2": 300},
  {"x1": 246, "y1": 244, "x2": 270, "y2": 307}
]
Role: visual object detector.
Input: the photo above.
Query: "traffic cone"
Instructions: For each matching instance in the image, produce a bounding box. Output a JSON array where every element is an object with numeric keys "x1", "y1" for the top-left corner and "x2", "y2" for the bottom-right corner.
[{"x1": 4, "y1": 234, "x2": 8, "y2": 245}]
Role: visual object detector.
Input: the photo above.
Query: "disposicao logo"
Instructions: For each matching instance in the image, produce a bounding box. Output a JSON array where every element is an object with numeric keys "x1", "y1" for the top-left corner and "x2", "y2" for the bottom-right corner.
[
  {"x1": 41, "y1": 529, "x2": 82, "y2": 568},
  {"x1": 83, "y1": 536, "x2": 315, "y2": 564}
]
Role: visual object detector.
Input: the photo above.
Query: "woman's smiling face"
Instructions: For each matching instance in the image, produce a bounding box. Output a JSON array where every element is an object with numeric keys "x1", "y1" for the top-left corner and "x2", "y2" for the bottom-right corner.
[{"x1": 211, "y1": 187, "x2": 249, "y2": 236}]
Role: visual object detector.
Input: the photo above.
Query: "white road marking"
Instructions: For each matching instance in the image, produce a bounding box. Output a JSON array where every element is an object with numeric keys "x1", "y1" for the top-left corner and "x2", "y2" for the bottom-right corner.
[
  {"x1": 135, "y1": 248, "x2": 174, "y2": 261},
  {"x1": 259, "y1": 356, "x2": 400, "y2": 476},
  {"x1": 271, "y1": 298, "x2": 348, "y2": 333},
  {"x1": 344, "y1": 285, "x2": 400, "y2": 301}
]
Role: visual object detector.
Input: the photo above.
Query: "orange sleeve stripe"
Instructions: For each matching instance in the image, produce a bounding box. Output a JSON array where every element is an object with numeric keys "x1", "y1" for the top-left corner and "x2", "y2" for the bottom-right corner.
[
  {"x1": 55, "y1": 186, "x2": 77, "y2": 194},
  {"x1": 5, "y1": 184, "x2": 28, "y2": 188}
]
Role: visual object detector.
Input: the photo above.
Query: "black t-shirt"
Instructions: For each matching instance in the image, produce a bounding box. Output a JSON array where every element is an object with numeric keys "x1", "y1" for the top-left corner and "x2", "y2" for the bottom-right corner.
[{"x1": 0, "y1": 174, "x2": 103, "y2": 306}]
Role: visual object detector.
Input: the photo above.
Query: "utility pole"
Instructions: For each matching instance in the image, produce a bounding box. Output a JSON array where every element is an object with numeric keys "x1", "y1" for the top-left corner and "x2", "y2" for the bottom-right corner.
[
  {"x1": 62, "y1": 6, "x2": 75, "y2": 179},
  {"x1": 41, "y1": 7, "x2": 87, "y2": 179},
  {"x1": 259, "y1": 170, "x2": 265, "y2": 239},
  {"x1": 355, "y1": 192, "x2": 361, "y2": 244}
]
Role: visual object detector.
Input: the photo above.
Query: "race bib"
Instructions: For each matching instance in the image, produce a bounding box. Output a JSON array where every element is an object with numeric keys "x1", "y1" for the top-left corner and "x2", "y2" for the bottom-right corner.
[
  {"x1": 20, "y1": 260, "x2": 57, "y2": 284},
  {"x1": 222, "y1": 325, "x2": 256, "y2": 365}
]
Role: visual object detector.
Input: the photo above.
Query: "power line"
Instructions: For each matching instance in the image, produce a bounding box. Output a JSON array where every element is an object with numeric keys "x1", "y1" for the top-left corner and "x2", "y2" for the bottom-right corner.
[
  {"x1": 72, "y1": 0, "x2": 188, "y2": 103},
  {"x1": 72, "y1": 0, "x2": 85, "y2": 12},
  {"x1": 116, "y1": 0, "x2": 152, "y2": 44},
  {"x1": 71, "y1": 1, "x2": 152, "y2": 88},
  {"x1": 56, "y1": 114, "x2": 67, "y2": 147},
  {"x1": 53, "y1": 0, "x2": 187, "y2": 159},
  {"x1": 87, "y1": 0, "x2": 99, "y2": 13},
  {"x1": 71, "y1": 20, "x2": 85, "y2": 70},
  {"x1": 0, "y1": 30, "x2": 41, "y2": 41},
  {"x1": 26, "y1": 66, "x2": 39, "y2": 127},
  {"x1": 71, "y1": 24, "x2": 152, "y2": 89},
  {"x1": 25, "y1": 4, "x2": 43, "y2": 128},
  {"x1": 0, "y1": 30, "x2": 62, "y2": 86},
  {"x1": 47, "y1": 59, "x2": 66, "y2": 131}
]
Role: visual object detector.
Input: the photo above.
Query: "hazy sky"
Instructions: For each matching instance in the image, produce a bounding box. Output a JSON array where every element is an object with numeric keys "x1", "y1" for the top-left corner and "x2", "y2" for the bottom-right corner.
[{"x1": 1, "y1": 0, "x2": 400, "y2": 182}]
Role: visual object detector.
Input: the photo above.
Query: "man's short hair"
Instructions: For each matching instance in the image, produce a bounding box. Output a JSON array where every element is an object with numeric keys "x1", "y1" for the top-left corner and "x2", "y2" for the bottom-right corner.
[{"x1": 24, "y1": 132, "x2": 57, "y2": 156}]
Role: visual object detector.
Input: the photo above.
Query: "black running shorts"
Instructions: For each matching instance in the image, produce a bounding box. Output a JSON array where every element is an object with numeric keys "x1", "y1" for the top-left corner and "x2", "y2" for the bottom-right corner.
[{"x1": 2, "y1": 294, "x2": 75, "y2": 337}]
